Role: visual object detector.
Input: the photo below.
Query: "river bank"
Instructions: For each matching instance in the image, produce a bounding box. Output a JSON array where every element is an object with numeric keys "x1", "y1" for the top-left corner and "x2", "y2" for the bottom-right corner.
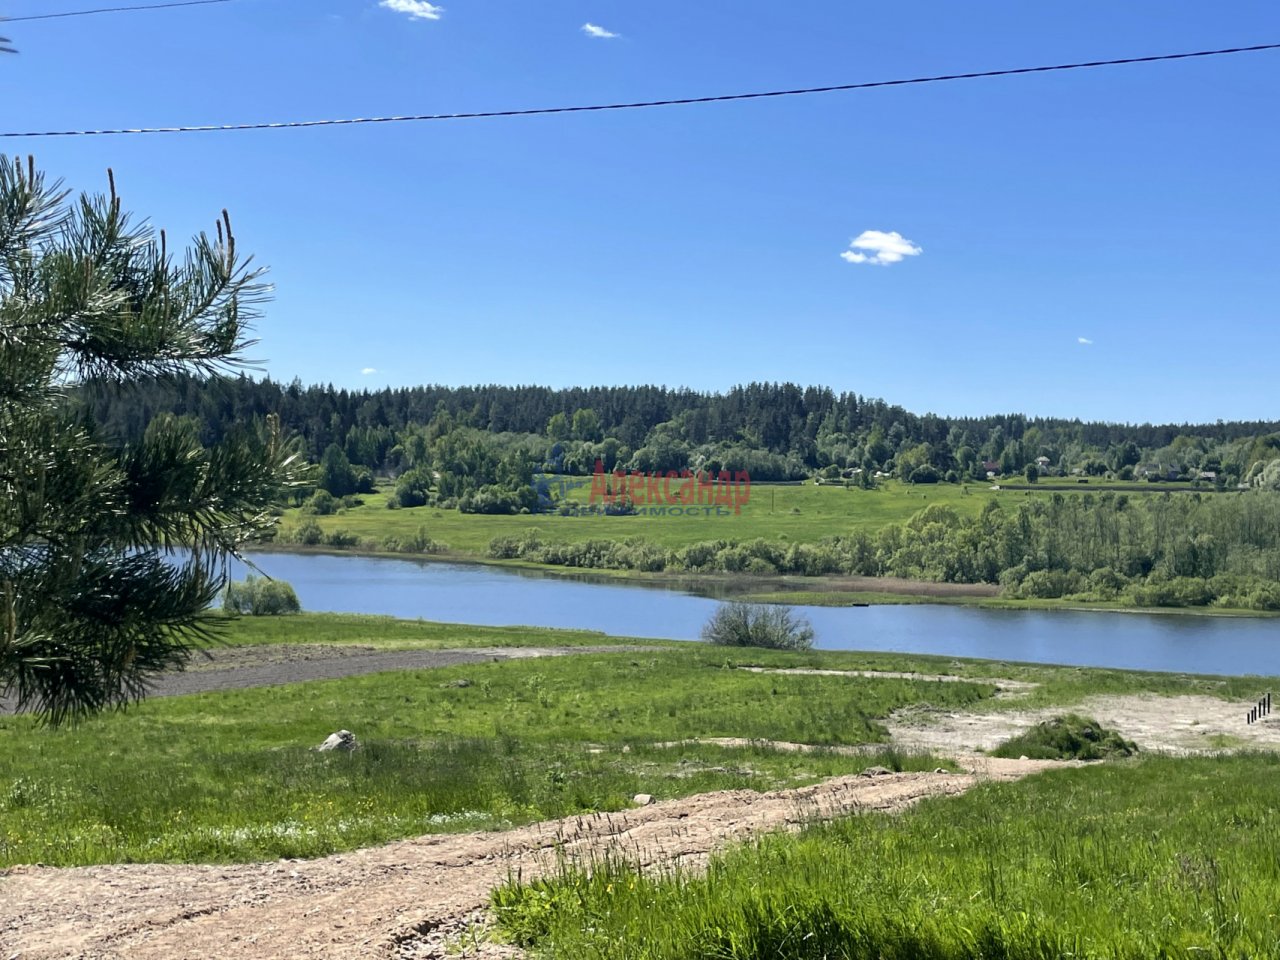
[{"x1": 248, "y1": 541, "x2": 1279, "y2": 619}]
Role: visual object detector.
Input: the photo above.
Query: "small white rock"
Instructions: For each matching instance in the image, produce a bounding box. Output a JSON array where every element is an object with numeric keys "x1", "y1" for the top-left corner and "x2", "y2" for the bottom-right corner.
[
  {"x1": 318, "y1": 730, "x2": 358, "y2": 752},
  {"x1": 633, "y1": 793, "x2": 653, "y2": 806}
]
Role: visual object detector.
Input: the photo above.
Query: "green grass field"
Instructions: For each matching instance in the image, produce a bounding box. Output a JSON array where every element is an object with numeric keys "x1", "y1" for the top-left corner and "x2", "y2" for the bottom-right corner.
[
  {"x1": 494, "y1": 754, "x2": 1280, "y2": 959},
  {"x1": 277, "y1": 481, "x2": 1011, "y2": 555},
  {"x1": 5, "y1": 616, "x2": 1274, "y2": 870},
  {"x1": 211, "y1": 613, "x2": 1270, "y2": 707},
  {"x1": 280, "y1": 478, "x2": 1236, "y2": 559},
  {"x1": 3, "y1": 614, "x2": 1270, "y2": 869},
  {"x1": 0, "y1": 618, "x2": 990, "y2": 867}
]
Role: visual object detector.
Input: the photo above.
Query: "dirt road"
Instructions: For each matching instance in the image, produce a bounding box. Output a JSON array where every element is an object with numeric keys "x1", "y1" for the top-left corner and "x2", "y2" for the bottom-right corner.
[{"x1": 0, "y1": 760, "x2": 1055, "y2": 960}]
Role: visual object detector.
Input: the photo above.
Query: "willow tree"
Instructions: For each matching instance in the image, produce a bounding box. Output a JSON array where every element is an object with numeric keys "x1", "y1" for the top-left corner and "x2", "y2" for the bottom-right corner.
[{"x1": 0, "y1": 156, "x2": 306, "y2": 723}]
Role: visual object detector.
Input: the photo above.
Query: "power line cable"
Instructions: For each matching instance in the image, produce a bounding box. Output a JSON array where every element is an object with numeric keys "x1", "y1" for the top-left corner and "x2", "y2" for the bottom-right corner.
[
  {"x1": 3, "y1": 41, "x2": 1277, "y2": 138},
  {"x1": 2, "y1": 0, "x2": 233, "y2": 23}
]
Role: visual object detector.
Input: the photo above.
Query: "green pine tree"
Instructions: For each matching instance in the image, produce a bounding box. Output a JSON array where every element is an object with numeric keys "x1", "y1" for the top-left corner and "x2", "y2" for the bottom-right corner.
[{"x1": 0, "y1": 157, "x2": 308, "y2": 723}]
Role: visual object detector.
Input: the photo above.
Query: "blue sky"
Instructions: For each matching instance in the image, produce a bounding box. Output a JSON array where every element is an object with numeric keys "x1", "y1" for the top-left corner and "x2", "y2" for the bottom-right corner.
[{"x1": 5, "y1": 0, "x2": 1279, "y2": 423}]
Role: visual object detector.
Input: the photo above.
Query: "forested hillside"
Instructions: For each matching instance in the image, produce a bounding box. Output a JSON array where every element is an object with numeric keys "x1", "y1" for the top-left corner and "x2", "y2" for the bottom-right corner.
[{"x1": 79, "y1": 375, "x2": 1280, "y2": 490}]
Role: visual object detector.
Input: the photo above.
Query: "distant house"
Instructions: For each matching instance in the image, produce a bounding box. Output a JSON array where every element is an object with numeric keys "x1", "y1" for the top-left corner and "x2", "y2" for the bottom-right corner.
[
  {"x1": 1199, "y1": 470, "x2": 1218, "y2": 482},
  {"x1": 981, "y1": 459, "x2": 1000, "y2": 478},
  {"x1": 1035, "y1": 456, "x2": 1052, "y2": 473},
  {"x1": 1137, "y1": 463, "x2": 1181, "y2": 481}
]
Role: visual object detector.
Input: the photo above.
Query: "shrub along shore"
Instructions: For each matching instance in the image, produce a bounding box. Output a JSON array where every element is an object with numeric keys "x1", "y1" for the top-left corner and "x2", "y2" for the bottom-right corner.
[{"x1": 268, "y1": 482, "x2": 1280, "y2": 615}]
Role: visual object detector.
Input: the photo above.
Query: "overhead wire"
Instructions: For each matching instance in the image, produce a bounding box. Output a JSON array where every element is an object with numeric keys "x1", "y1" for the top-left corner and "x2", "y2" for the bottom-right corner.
[
  {"x1": 3, "y1": 40, "x2": 1278, "y2": 138},
  {"x1": 2, "y1": 0, "x2": 233, "y2": 23}
]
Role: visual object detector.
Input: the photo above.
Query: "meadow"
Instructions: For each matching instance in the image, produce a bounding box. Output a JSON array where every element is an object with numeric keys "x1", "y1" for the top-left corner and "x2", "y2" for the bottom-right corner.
[
  {"x1": 4, "y1": 613, "x2": 1272, "y2": 869},
  {"x1": 269, "y1": 481, "x2": 1277, "y2": 617},
  {"x1": 493, "y1": 753, "x2": 1280, "y2": 959},
  {"x1": 275, "y1": 480, "x2": 1019, "y2": 555},
  {"x1": 203, "y1": 613, "x2": 1275, "y2": 707},
  {"x1": 0, "y1": 617, "x2": 992, "y2": 867}
]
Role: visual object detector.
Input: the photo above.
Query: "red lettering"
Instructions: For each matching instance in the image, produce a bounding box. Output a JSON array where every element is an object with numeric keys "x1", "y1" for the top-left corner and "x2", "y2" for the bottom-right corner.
[
  {"x1": 589, "y1": 460, "x2": 608, "y2": 504},
  {"x1": 697, "y1": 471, "x2": 717, "y2": 505},
  {"x1": 678, "y1": 469, "x2": 696, "y2": 504},
  {"x1": 733, "y1": 470, "x2": 752, "y2": 514},
  {"x1": 647, "y1": 472, "x2": 663, "y2": 504}
]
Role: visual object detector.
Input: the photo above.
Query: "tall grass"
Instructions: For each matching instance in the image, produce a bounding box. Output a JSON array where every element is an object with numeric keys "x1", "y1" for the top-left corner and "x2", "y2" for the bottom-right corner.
[
  {"x1": 0, "y1": 648, "x2": 974, "y2": 866},
  {"x1": 494, "y1": 754, "x2": 1280, "y2": 959},
  {"x1": 0, "y1": 735, "x2": 933, "y2": 866}
]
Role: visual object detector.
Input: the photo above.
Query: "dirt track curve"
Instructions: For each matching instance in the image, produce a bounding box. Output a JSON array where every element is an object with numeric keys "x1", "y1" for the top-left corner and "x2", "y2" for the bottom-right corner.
[{"x1": 0, "y1": 760, "x2": 1059, "y2": 960}]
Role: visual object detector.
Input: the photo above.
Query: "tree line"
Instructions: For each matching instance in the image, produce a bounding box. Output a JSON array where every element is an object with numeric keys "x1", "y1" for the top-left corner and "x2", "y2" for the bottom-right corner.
[{"x1": 78, "y1": 375, "x2": 1280, "y2": 495}]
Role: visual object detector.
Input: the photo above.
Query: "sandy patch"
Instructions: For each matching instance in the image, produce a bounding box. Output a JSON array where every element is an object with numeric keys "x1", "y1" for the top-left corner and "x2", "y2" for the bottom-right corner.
[{"x1": 887, "y1": 694, "x2": 1280, "y2": 755}]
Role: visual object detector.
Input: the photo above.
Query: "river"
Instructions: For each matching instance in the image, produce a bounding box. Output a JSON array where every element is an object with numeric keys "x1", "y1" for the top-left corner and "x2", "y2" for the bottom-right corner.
[{"x1": 235, "y1": 552, "x2": 1278, "y2": 676}]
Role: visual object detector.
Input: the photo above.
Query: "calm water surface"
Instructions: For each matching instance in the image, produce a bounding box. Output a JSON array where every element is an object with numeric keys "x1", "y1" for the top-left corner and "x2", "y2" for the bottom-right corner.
[{"x1": 237, "y1": 552, "x2": 1279, "y2": 676}]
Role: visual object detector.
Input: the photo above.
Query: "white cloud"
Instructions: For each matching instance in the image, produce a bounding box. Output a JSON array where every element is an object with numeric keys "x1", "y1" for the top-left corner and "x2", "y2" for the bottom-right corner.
[
  {"x1": 582, "y1": 22, "x2": 619, "y2": 38},
  {"x1": 1077, "y1": 337, "x2": 1093, "y2": 345},
  {"x1": 361, "y1": 367, "x2": 378, "y2": 375},
  {"x1": 379, "y1": 0, "x2": 443, "y2": 21},
  {"x1": 839, "y1": 230, "x2": 922, "y2": 266}
]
